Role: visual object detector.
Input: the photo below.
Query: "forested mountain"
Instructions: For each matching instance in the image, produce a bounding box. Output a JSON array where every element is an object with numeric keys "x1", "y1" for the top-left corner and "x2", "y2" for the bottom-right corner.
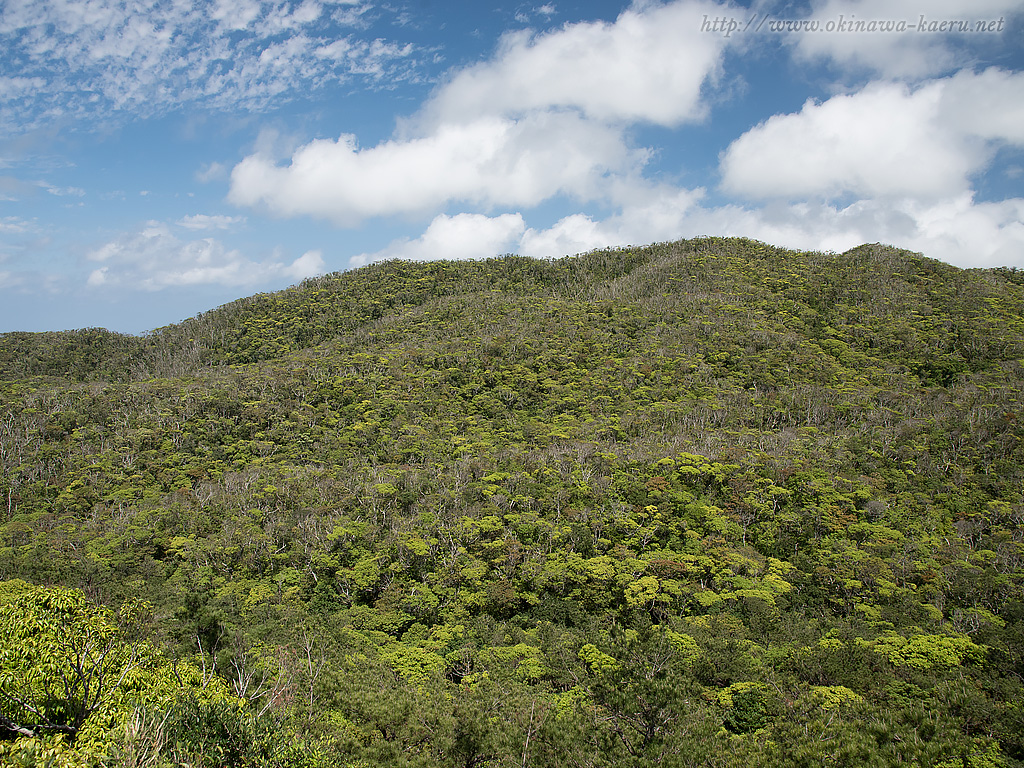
[{"x1": 1, "y1": 237, "x2": 1022, "y2": 767}]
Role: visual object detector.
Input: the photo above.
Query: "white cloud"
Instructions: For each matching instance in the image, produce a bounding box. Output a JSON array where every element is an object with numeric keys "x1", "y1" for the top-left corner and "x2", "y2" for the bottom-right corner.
[
  {"x1": 84, "y1": 221, "x2": 324, "y2": 290},
  {"x1": 897, "y1": 195, "x2": 1024, "y2": 267},
  {"x1": 0, "y1": 76, "x2": 47, "y2": 98},
  {"x1": 419, "y1": 0, "x2": 728, "y2": 128},
  {"x1": 516, "y1": 5, "x2": 558, "y2": 24},
  {"x1": 0, "y1": 216, "x2": 33, "y2": 234},
  {"x1": 789, "y1": 0, "x2": 1021, "y2": 78},
  {"x1": 328, "y1": 1, "x2": 374, "y2": 30},
  {"x1": 285, "y1": 249, "x2": 327, "y2": 279},
  {"x1": 196, "y1": 162, "x2": 228, "y2": 183},
  {"x1": 663, "y1": 193, "x2": 1024, "y2": 269},
  {"x1": 720, "y1": 69, "x2": 1024, "y2": 201},
  {"x1": 518, "y1": 187, "x2": 707, "y2": 257},
  {"x1": 519, "y1": 213, "x2": 611, "y2": 257},
  {"x1": 347, "y1": 199, "x2": 703, "y2": 271},
  {"x1": 230, "y1": 112, "x2": 643, "y2": 224},
  {"x1": 209, "y1": 0, "x2": 264, "y2": 31},
  {"x1": 751, "y1": 195, "x2": 1024, "y2": 269},
  {"x1": 349, "y1": 213, "x2": 526, "y2": 268},
  {"x1": 346, "y1": 185, "x2": 1024, "y2": 273},
  {"x1": 39, "y1": 182, "x2": 85, "y2": 197},
  {"x1": 0, "y1": 0, "x2": 419, "y2": 131},
  {"x1": 177, "y1": 214, "x2": 246, "y2": 230},
  {"x1": 937, "y1": 67, "x2": 1024, "y2": 142}
]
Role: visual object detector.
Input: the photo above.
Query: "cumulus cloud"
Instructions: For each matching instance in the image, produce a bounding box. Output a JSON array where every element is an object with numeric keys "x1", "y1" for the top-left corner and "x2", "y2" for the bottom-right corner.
[
  {"x1": 758, "y1": 196, "x2": 1023, "y2": 269},
  {"x1": 348, "y1": 212, "x2": 526, "y2": 267},
  {"x1": 85, "y1": 221, "x2": 324, "y2": 290},
  {"x1": 518, "y1": 187, "x2": 707, "y2": 257},
  {"x1": 347, "y1": 195, "x2": 705, "y2": 271},
  {"x1": 230, "y1": 112, "x2": 643, "y2": 224},
  {"x1": 701, "y1": 195, "x2": 1024, "y2": 269},
  {"x1": 285, "y1": 249, "x2": 328, "y2": 279},
  {"x1": 0, "y1": 0, "x2": 418, "y2": 131},
  {"x1": 711, "y1": 65, "x2": 1024, "y2": 267},
  {"x1": 720, "y1": 69, "x2": 1024, "y2": 201},
  {"x1": 346, "y1": 185, "x2": 1024, "y2": 274},
  {"x1": 788, "y1": 0, "x2": 1021, "y2": 78},
  {"x1": 419, "y1": 0, "x2": 728, "y2": 128},
  {"x1": 937, "y1": 67, "x2": 1024, "y2": 142}
]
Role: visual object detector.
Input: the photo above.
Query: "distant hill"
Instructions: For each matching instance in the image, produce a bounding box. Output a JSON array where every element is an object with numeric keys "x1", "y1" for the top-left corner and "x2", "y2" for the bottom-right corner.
[{"x1": 3, "y1": 237, "x2": 1022, "y2": 382}]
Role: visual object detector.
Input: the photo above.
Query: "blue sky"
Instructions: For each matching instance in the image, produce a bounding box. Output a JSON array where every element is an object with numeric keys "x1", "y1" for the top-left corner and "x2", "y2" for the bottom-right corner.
[{"x1": 1, "y1": 0, "x2": 1022, "y2": 334}]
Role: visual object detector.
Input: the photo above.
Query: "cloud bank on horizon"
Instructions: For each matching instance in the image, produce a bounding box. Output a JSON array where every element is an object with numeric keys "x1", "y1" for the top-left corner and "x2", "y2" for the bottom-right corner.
[{"x1": 1, "y1": 0, "x2": 1022, "y2": 332}]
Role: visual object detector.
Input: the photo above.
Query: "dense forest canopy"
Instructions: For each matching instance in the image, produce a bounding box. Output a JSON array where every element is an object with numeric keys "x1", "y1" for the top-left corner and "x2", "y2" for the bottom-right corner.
[{"x1": 0, "y1": 237, "x2": 1022, "y2": 767}]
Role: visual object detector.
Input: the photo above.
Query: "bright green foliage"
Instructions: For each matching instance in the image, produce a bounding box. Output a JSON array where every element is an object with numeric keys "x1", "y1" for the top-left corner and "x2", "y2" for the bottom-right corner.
[
  {"x1": 0, "y1": 581, "x2": 141, "y2": 743},
  {"x1": 867, "y1": 631, "x2": 984, "y2": 670},
  {"x1": 0, "y1": 582, "x2": 295, "y2": 766}
]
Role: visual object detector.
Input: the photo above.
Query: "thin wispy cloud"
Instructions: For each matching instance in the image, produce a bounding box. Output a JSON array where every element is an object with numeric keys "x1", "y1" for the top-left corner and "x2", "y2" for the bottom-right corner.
[
  {"x1": 176, "y1": 214, "x2": 247, "y2": 231},
  {"x1": 85, "y1": 221, "x2": 324, "y2": 290},
  {"x1": 0, "y1": 0, "x2": 417, "y2": 131},
  {"x1": 0, "y1": 216, "x2": 33, "y2": 234}
]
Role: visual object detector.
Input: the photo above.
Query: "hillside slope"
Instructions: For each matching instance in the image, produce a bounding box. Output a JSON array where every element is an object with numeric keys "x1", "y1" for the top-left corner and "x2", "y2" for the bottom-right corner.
[{"x1": 1, "y1": 237, "x2": 1022, "y2": 767}]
